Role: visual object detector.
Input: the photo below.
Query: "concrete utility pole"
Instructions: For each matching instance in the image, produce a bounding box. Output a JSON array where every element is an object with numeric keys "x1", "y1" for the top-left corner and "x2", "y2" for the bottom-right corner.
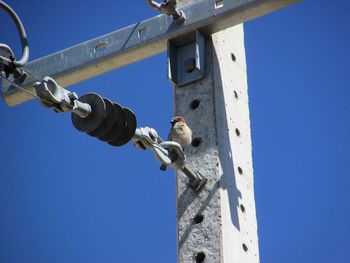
[
  {"x1": 1, "y1": 1, "x2": 300, "y2": 262},
  {"x1": 174, "y1": 23, "x2": 258, "y2": 262},
  {"x1": 172, "y1": 4, "x2": 259, "y2": 263}
]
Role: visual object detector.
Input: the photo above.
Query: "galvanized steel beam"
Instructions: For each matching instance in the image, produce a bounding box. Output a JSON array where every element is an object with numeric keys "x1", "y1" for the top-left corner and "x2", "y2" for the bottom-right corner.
[{"x1": 2, "y1": 0, "x2": 299, "y2": 106}]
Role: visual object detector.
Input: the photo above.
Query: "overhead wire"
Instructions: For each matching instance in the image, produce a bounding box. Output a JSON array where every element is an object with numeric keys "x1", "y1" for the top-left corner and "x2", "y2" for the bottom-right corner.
[
  {"x1": 0, "y1": 0, "x2": 38, "y2": 101},
  {"x1": 0, "y1": 1, "x2": 83, "y2": 113},
  {"x1": 0, "y1": 0, "x2": 29, "y2": 66},
  {"x1": 0, "y1": 0, "x2": 63, "y2": 107},
  {"x1": 0, "y1": 66, "x2": 59, "y2": 106},
  {"x1": 0, "y1": 72, "x2": 41, "y2": 102}
]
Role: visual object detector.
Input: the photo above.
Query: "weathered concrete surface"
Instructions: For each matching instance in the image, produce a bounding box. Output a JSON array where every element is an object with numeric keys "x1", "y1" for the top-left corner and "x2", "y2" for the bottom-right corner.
[
  {"x1": 174, "y1": 24, "x2": 259, "y2": 262},
  {"x1": 213, "y1": 25, "x2": 259, "y2": 263}
]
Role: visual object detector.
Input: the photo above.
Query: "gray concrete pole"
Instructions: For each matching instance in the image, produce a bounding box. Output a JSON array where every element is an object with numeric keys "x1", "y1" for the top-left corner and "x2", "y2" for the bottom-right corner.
[{"x1": 174, "y1": 24, "x2": 259, "y2": 262}]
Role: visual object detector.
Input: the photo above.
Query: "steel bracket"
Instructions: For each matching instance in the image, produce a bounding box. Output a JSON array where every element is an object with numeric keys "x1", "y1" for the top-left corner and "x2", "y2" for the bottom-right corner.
[{"x1": 168, "y1": 30, "x2": 205, "y2": 86}]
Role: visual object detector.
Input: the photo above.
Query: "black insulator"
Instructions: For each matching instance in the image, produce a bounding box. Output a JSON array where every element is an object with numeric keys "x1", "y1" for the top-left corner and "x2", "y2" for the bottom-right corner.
[
  {"x1": 71, "y1": 92, "x2": 137, "y2": 147},
  {"x1": 108, "y1": 107, "x2": 137, "y2": 147},
  {"x1": 98, "y1": 103, "x2": 126, "y2": 142},
  {"x1": 71, "y1": 93, "x2": 106, "y2": 133},
  {"x1": 87, "y1": 98, "x2": 115, "y2": 138}
]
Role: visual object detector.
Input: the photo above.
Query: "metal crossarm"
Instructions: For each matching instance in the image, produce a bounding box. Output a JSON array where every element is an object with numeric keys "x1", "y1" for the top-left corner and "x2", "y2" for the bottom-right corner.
[{"x1": 2, "y1": 0, "x2": 299, "y2": 106}]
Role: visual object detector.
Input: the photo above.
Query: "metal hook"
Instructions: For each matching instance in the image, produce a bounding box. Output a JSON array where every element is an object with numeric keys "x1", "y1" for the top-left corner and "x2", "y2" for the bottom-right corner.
[
  {"x1": 147, "y1": 0, "x2": 162, "y2": 9},
  {"x1": 147, "y1": 0, "x2": 185, "y2": 24}
]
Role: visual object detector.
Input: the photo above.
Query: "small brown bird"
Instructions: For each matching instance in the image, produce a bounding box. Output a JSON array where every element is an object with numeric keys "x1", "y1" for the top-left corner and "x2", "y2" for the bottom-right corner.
[
  {"x1": 168, "y1": 116, "x2": 192, "y2": 150},
  {"x1": 160, "y1": 116, "x2": 192, "y2": 171}
]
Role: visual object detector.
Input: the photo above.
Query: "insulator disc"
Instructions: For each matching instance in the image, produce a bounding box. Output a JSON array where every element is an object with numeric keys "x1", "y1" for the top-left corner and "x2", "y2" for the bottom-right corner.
[
  {"x1": 108, "y1": 107, "x2": 137, "y2": 147},
  {"x1": 98, "y1": 103, "x2": 126, "y2": 142},
  {"x1": 71, "y1": 93, "x2": 106, "y2": 133},
  {"x1": 87, "y1": 98, "x2": 115, "y2": 138}
]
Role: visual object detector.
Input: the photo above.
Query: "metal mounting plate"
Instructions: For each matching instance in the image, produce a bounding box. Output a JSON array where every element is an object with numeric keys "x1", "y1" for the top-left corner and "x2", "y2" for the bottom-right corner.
[{"x1": 168, "y1": 30, "x2": 205, "y2": 86}]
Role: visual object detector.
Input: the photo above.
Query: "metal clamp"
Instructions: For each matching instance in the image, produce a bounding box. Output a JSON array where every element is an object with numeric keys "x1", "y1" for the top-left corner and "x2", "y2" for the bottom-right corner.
[
  {"x1": 147, "y1": 0, "x2": 185, "y2": 24},
  {"x1": 132, "y1": 127, "x2": 207, "y2": 192},
  {"x1": 0, "y1": 44, "x2": 27, "y2": 82},
  {"x1": 33, "y1": 76, "x2": 91, "y2": 118}
]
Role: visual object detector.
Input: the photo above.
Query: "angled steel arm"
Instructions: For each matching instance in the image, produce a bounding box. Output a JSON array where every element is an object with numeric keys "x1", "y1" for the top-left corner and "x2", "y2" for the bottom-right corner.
[{"x1": 2, "y1": 0, "x2": 300, "y2": 106}]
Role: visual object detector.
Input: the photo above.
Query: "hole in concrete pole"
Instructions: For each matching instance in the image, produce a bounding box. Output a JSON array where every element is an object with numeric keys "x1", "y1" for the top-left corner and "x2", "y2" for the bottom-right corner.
[
  {"x1": 235, "y1": 128, "x2": 240, "y2": 136},
  {"x1": 195, "y1": 252, "x2": 206, "y2": 263},
  {"x1": 234, "y1": 90, "x2": 238, "y2": 99},
  {"x1": 238, "y1": 166, "x2": 243, "y2": 175},
  {"x1": 193, "y1": 214, "x2": 204, "y2": 224},
  {"x1": 240, "y1": 204, "x2": 246, "y2": 213},
  {"x1": 231, "y1": 53, "x2": 236, "y2": 61},
  {"x1": 242, "y1": 243, "x2": 248, "y2": 252},
  {"x1": 190, "y1": 99, "x2": 200, "y2": 110},
  {"x1": 191, "y1": 137, "x2": 202, "y2": 147}
]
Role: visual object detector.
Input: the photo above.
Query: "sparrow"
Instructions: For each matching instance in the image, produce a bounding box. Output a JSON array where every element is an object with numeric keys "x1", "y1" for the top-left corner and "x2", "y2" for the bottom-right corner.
[{"x1": 160, "y1": 116, "x2": 192, "y2": 171}]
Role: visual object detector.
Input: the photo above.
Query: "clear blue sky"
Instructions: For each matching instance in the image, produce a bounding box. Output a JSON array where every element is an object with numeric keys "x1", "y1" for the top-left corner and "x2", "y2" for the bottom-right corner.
[{"x1": 1, "y1": 1, "x2": 350, "y2": 262}]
